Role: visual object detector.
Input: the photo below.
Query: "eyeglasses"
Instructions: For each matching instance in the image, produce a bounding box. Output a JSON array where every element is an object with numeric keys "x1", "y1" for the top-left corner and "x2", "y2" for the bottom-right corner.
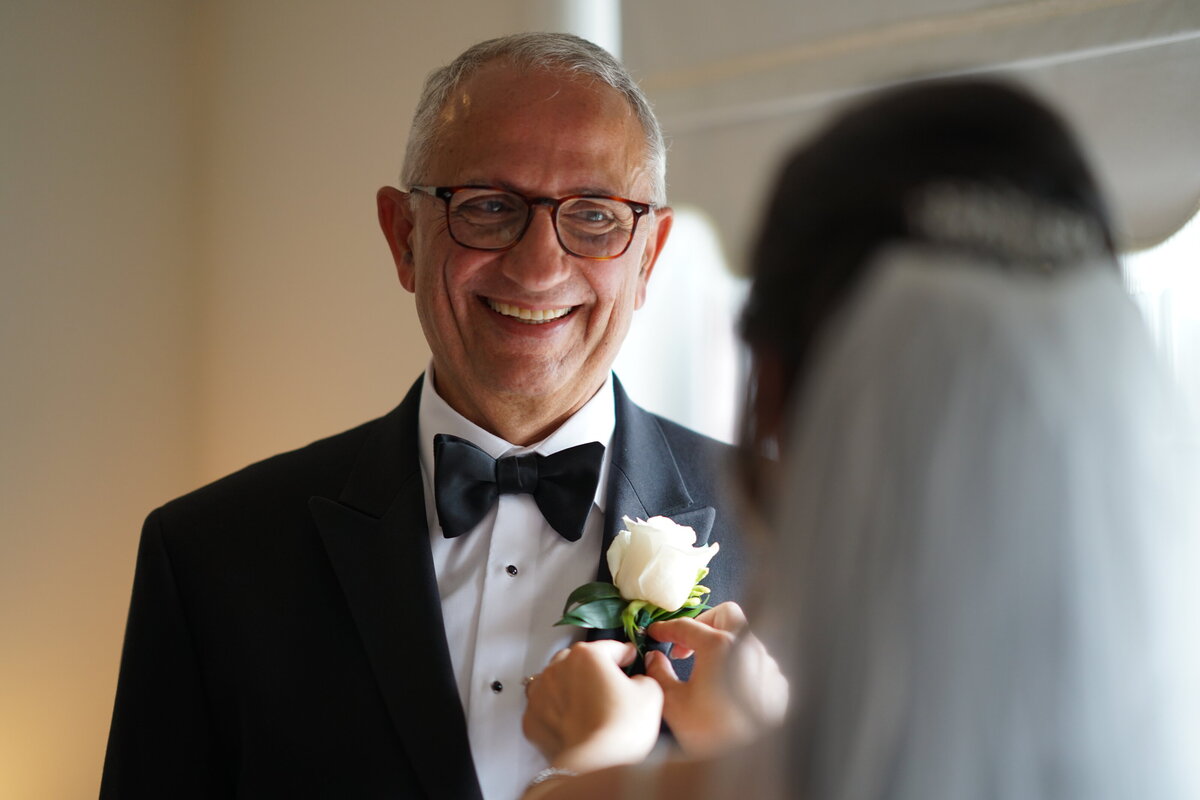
[{"x1": 408, "y1": 185, "x2": 655, "y2": 260}]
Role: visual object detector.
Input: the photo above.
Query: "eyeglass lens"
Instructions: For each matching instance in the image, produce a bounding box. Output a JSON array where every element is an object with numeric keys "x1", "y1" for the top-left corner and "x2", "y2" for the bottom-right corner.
[{"x1": 447, "y1": 188, "x2": 638, "y2": 258}]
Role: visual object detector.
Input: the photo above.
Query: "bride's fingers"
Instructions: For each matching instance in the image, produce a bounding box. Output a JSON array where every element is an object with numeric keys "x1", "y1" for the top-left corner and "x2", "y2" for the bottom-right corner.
[
  {"x1": 583, "y1": 639, "x2": 640, "y2": 668},
  {"x1": 645, "y1": 650, "x2": 681, "y2": 689},
  {"x1": 694, "y1": 601, "x2": 748, "y2": 633},
  {"x1": 546, "y1": 640, "x2": 638, "y2": 670},
  {"x1": 628, "y1": 673, "x2": 666, "y2": 707},
  {"x1": 648, "y1": 617, "x2": 735, "y2": 659}
]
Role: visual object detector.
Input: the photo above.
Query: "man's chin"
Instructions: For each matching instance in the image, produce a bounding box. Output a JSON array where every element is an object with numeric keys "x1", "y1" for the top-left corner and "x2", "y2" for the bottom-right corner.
[
  {"x1": 435, "y1": 351, "x2": 611, "y2": 412},
  {"x1": 481, "y1": 363, "x2": 607, "y2": 408}
]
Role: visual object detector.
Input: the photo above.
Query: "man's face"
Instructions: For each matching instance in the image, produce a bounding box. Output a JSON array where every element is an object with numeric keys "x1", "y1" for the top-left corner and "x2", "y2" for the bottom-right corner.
[{"x1": 379, "y1": 62, "x2": 672, "y2": 440}]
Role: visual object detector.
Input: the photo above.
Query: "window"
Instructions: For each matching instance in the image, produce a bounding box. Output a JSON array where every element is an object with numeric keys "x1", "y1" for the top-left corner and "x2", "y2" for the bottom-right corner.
[
  {"x1": 1122, "y1": 210, "x2": 1200, "y2": 421},
  {"x1": 613, "y1": 207, "x2": 748, "y2": 443}
]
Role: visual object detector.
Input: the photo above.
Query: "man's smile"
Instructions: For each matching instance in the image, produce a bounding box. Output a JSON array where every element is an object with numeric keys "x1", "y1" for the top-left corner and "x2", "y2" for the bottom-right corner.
[{"x1": 485, "y1": 298, "x2": 577, "y2": 324}]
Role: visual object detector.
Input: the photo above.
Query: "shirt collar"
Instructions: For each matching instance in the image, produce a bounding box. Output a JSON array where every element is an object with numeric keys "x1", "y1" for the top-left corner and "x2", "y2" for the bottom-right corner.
[{"x1": 417, "y1": 365, "x2": 616, "y2": 510}]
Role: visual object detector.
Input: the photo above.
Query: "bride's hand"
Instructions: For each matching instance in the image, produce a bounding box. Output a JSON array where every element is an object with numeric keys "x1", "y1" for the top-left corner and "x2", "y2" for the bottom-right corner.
[
  {"x1": 647, "y1": 602, "x2": 789, "y2": 756},
  {"x1": 522, "y1": 640, "x2": 664, "y2": 773}
]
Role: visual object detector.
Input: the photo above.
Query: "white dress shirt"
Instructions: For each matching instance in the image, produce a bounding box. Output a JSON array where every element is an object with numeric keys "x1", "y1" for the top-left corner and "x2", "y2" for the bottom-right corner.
[{"x1": 417, "y1": 367, "x2": 616, "y2": 800}]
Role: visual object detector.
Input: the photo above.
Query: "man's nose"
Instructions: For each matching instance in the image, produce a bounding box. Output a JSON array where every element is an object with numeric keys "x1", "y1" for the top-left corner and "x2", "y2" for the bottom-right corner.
[{"x1": 498, "y1": 206, "x2": 573, "y2": 291}]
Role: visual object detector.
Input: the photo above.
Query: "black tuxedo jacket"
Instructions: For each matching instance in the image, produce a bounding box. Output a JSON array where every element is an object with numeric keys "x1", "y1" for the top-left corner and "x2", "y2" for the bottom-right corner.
[{"x1": 101, "y1": 375, "x2": 745, "y2": 799}]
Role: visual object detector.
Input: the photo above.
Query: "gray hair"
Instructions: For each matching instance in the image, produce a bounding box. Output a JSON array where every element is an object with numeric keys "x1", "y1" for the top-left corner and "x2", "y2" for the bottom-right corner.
[{"x1": 400, "y1": 32, "x2": 667, "y2": 205}]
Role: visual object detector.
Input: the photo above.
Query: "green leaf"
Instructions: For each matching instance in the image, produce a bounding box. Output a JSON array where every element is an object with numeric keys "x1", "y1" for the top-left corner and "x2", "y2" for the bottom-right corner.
[
  {"x1": 645, "y1": 603, "x2": 679, "y2": 623},
  {"x1": 676, "y1": 603, "x2": 711, "y2": 619},
  {"x1": 656, "y1": 602, "x2": 712, "y2": 622},
  {"x1": 561, "y1": 582, "x2": 622, "y2": 615},
  {"x1": 621, "y1": 600, "x2": 648, "y2": 646},
  {"x1": 635, "y1": 607, "x2": 653, "y2": 629},
  {"x1": 554, "y1": 597, "x2": 625, "y2": 629}
]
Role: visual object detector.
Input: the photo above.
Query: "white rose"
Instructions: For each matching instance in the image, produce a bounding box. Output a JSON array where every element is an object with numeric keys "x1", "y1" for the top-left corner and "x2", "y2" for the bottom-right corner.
[{"x1": 606, "y1": 515, "x2": 720, "y2": 612}]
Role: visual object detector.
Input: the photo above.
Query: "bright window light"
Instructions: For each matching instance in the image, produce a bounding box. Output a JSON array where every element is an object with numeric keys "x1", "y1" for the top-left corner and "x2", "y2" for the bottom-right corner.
[
  {"x1": 1122, "y1": 210, "x2": 1200, "y2": 419},
  {"x1": 613, "y1": 207, "x2": 749, "y2": 443}
]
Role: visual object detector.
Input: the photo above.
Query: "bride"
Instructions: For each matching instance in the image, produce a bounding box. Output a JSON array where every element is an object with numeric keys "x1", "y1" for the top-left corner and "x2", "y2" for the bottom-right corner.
[{"x1": 519, "y1": 77, "x2": 1200, "y2": 799}]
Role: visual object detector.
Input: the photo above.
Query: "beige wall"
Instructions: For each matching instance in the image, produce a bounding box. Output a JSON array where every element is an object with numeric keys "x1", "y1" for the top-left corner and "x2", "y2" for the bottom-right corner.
[
  {"x1": 194, "y1": 0, "x2": 523, "y2": 479},
  {"x1": 1, "y1": 1, "x2": 198, "y2": 795},
  {"x1": 0, "y1": 2, "x2": 522, "y2": 796}
]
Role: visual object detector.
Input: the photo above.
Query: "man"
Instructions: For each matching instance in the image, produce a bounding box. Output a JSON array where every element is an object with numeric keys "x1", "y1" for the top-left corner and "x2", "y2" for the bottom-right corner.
[{"x1": 102, "y1": 33, "x2": 744, "y2": 799}]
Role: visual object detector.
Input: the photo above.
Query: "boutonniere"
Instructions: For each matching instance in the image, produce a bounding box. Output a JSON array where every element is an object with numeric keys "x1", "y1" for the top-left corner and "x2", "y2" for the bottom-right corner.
[{"x1": 556, "y1": 515, "x2": 719, "y2": 656}]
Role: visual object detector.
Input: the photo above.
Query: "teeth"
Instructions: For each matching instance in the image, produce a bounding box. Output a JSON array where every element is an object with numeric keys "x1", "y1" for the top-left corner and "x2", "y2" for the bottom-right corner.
[{"x1": 487, "y1": 300, "x2": 572, "y2": 324}]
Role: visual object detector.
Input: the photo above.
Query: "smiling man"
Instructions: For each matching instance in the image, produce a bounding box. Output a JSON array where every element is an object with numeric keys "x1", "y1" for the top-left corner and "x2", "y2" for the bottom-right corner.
[
  {"x1": 378, "y1": 56, "x2": 665, "y2": 446},
  {"x1": 102, "y1": 33, "x2": 744, "y2": 800}
]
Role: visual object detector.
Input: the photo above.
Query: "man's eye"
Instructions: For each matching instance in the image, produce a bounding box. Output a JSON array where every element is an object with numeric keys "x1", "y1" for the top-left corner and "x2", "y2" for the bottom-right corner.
[
  {"x1": 564, "y1": 205, "x2": 620, "y2": 229},
  {"x1": 458, "y1": 195, "x2": 522, "y2": 218}
]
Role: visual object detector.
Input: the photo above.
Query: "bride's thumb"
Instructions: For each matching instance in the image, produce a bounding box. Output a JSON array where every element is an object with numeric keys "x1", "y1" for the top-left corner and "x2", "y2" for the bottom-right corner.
[{"x1": 645, "y1": 649, "x2": 681, "y2": 691}]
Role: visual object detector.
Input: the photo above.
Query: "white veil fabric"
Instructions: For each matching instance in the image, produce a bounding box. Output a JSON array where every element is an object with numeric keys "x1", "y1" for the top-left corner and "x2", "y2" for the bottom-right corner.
[{"x1": 768, "y1": 245, "x2": 1200, "y2": 799}]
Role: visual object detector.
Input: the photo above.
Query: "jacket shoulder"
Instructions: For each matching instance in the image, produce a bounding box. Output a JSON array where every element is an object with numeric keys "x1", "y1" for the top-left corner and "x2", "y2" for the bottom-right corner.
[
  {"x1": 646, "y1": 411, "x2": 735, "y2": 494},
  {"x1": 155, "y1": 416, "x2": 382, "y2": 529},
  {"x1": 650, "y1": 413, "x2": 734, "y2": 460}
]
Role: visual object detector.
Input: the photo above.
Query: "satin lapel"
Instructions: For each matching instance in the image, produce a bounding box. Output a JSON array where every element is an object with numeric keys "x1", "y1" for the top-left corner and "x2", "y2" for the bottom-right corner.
[
  {"x1": 587, "y1": 378, "x2": 716, "y2": 648},
  {"x1": 599, "y1": 377, "x2": 717, "y2": 579},
  {"x1": 309, "y1": 378, "x2": 483, "y2": 800}
]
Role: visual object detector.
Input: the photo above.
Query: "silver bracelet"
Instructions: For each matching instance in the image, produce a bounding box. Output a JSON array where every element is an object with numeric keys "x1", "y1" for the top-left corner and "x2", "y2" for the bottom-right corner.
[{"x1": 526, "y1": 766, "x2": 578, "y2": 789}]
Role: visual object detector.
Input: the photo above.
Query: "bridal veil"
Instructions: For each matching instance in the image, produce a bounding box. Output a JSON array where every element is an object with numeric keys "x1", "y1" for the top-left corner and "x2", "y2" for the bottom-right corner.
[{"x1": 769, "y1": 230, "x2": 1200, "y2": 798}]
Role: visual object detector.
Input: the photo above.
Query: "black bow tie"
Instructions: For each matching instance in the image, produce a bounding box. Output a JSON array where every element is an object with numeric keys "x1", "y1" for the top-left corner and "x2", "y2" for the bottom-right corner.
[{"x1": 432, "y1": 433, "x2": 605, "y2": 542}]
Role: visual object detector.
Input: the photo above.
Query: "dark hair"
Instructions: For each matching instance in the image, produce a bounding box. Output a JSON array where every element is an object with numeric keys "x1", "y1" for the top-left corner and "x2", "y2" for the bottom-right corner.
[{"x1": 740, "y1": 77, "x2": 1114, "y2": 414}]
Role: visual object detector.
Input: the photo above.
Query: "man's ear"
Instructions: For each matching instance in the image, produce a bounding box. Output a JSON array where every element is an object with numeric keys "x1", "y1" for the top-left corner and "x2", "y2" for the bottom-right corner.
[
  {"x1": 377, "y1": 186, "x2": 417, "y2": 293},
  {"x1": 633, "y1": 206, "x2": 673, "y2": 310}
]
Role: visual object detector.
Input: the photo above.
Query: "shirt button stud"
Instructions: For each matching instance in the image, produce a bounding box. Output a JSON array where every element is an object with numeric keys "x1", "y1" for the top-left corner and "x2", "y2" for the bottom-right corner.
[
  {"x1": 506, "y1": 564, "x2": 519, "y2": 576},
  {"x1": 490, "y1": 680, "x2": 503, "y2": 693}
]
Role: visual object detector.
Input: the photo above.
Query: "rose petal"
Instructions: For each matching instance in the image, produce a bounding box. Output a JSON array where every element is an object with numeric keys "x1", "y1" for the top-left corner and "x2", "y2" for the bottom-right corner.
[
  {"x1": 626, "y1": 517, "x2": 696, "y2": 548},
  {"x1": 606, "y1": 530, "x2": 631, "y2": 582},
  {"x1": 607, "y1": 515, "x2": 719, "y2": 611},
  {"x1": 635, "y1": 549, "x2": 699, "y2": 611},
  {"x1": 614, "y1": 526, "x2": 658, "y2": 601}
]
